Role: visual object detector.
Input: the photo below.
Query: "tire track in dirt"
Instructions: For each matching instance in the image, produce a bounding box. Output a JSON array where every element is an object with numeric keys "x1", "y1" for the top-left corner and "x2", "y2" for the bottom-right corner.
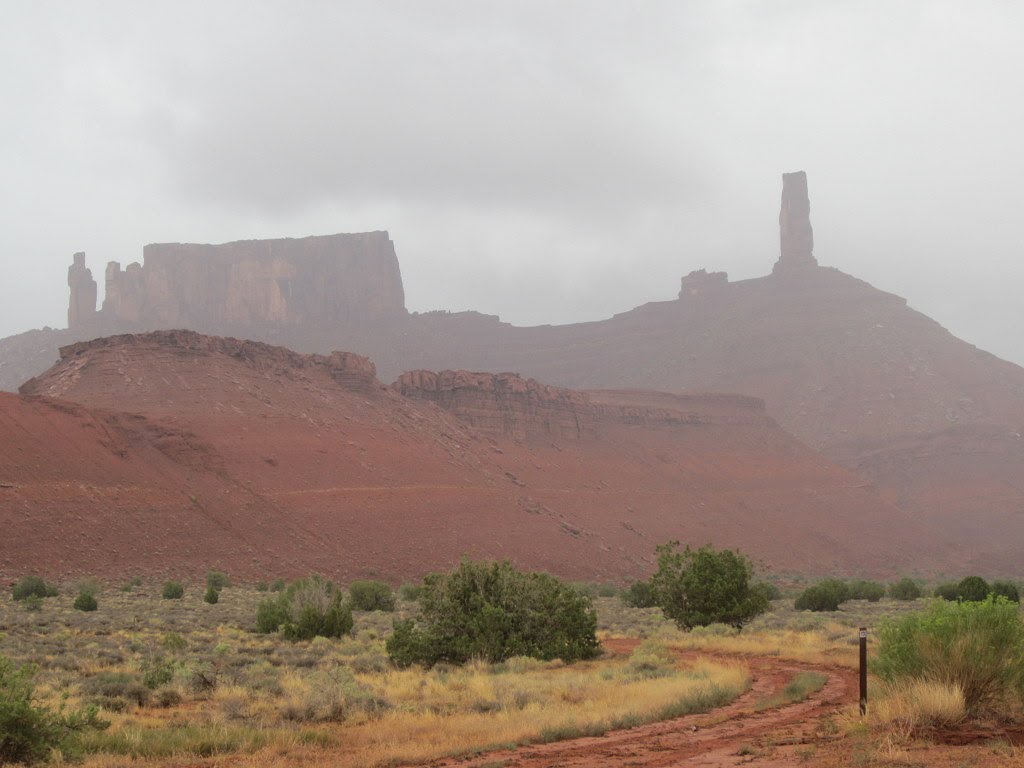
[{"x1": 420, "y1": 639, "x2": 857, "y2": 768}]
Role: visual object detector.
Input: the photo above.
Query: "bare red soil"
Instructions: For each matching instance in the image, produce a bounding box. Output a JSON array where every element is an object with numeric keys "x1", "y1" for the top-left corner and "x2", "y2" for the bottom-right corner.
[
  {"x1": 415, "y1": 640, "x2": 857, "y2": 768},
  {"x1": 1, "y1": 330, "x2": 949, "y2": 581}
]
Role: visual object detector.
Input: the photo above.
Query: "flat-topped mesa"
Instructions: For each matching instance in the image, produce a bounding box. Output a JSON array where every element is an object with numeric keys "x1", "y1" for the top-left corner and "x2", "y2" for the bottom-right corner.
[
  {"x1": 773, "y1": 170, "x2": 818, "y2": 274},
  {"x1": 67, "y1": 252, "x2": 97, "y2": 329},
  {"x1": 89, "y1": 231, "x2": 406, "y2": 332},
  {"x1": 397, "y1": 370, "x2": 594, "y2": 442}
]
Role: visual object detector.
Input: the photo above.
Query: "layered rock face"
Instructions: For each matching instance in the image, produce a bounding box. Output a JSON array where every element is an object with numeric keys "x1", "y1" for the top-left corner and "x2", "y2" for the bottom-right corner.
[
  {"x1": 10, "y1": 330, "x2": 942, "y2": 579},
  {"x1": 101, "y1": 231, "x2": 406, "y2": 330},
  {"x1": 396, "y1": 370, "x2": 772, "y2": 442},
  {"x1": 67, "y1": 252, "x2": 97, "y2": 329},
  {"x1": 33, "y1": 330, "x2": 381, "y2": 399},
  {"x1": 5, "y1": 171, "x2": 1024, "y2": 572},
  {"x1": 396, "y1": 370, "x2": 593, "y2": 441},
  {"x1": 773, "y1": 170, "x2": 817, "y2": 273}
]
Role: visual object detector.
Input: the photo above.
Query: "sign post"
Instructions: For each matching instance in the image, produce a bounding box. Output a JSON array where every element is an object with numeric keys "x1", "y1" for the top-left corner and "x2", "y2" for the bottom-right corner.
[{"x1": 859, "y1": 627, "x2": 868, "y2": 716}]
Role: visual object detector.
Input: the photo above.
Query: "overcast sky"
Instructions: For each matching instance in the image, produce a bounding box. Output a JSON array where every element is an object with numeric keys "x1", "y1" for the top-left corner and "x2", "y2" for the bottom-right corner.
[{"x1": 2, "y1": 1, "x2": 1022, "y2": 364}]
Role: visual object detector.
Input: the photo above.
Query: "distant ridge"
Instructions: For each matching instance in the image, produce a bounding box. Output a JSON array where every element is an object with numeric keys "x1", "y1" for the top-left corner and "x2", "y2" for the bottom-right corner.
[
  {"x1": 4, "y1": 329, "x2": 940, "y2": 580},
  {"x1": 3, "y1": 173, "x2": 1024, "y2": 570}
]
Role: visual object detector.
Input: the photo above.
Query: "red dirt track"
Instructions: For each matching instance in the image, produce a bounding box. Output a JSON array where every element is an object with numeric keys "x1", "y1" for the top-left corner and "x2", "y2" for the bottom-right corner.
[{"x1": 417, "y1": 639, "x2": 858, "y2": 768}]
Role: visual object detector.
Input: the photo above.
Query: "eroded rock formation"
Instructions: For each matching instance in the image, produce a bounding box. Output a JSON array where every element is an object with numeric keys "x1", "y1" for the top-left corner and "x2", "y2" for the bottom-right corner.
[
  {"x1": 679, "y1": 269, "x2": 728, "y2": 298},
  {"x1": 395, "y1": 370, "x2": 773, "y2": 443},
  {"x1": 10, "y1": 329, "x2": 937, "y2": 579},
  {"x1": 36, "y1": 330, "x2": 380, "y2": 397},
  {"x1": 396, "y1": 369, "x2": 593, "y2": 441},
  {"x1": 82, "y1": 231, "x2": 406, "y2": 333},
  {"x1": 773, "y1": 170, "x2": 818, "y2": 273},
  {"x1": 67, "y1": 252, "x2": 97, "y2": 329}
]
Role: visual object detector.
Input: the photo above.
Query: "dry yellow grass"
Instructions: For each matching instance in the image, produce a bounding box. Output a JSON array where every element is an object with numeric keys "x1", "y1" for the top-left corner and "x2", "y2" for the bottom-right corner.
[
  {"x1": 872, "y1": 679, "x2": 966, "y2": 737},
  {"x1": 645, "y1": 623, "x2": 858, "y2": 668},
  {"x1": 72, "y1": 653, "x2": 748, "y2": 768}
]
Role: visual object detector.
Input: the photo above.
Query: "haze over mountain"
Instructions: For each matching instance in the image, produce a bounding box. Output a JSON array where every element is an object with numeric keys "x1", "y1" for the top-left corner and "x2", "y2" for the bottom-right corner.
[
  {"x1": 2, "y1": 3, "x2": 1023, "y2": 365},
  {"x1": 3, "y1": 3, "x2": 1023, "y2": 581},
  {"x1": 4, "y1": 330, "x2": 932, "y2": 580},
  {"x1": 2, "y1": 171, "x2": 1023, "y2": 575}
]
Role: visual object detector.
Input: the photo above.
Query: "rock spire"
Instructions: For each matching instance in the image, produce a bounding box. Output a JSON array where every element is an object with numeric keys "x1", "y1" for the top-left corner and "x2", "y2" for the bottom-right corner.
[
  {"x1": 67, "y1": 252, "x2": 97, "y2": 329},
  {"x1": 773, "y1": 171, "x2": 818, "y2": 273}
]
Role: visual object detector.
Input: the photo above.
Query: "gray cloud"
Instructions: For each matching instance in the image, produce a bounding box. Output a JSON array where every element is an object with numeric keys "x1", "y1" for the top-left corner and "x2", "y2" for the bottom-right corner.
[{"x1": 1, "y1": 1, "x2": 1022, "y2": 364}]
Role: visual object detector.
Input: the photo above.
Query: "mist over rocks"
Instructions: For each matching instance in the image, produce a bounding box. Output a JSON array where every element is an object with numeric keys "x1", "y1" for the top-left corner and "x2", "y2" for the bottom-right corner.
[
  {"x1": 67, "y1": 252, "x2": 97, "y2": 329},
  {"x1": 3, "y1": 172, "x2": 1024, "y2": 572},
  {"x1": 396, "y1": 369, "x2": 594, "y2": 443},
  {"x1": 6, "y1": 327, "x2": 939, "y2": 580},
  {"x1": 101, "y1": 231, "x2": 406, "y2": 329},
  {"x1": 774, "y1": 170, "x2": 817, "y2": 274}
]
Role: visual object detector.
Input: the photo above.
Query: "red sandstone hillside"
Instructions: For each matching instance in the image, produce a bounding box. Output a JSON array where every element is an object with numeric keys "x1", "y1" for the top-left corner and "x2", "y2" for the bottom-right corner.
[
  {"x1": 2, "y1": 173, "x2": 1023, "y2": 570},
  {"x1": 6, "y1": 330, "x2": 945, "y2": 581}
]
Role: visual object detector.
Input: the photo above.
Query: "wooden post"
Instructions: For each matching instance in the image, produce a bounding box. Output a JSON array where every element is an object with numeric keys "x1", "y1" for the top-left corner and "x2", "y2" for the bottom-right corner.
[{"x1": 859, "y1": 627, "x2": 868, "y2": 716}]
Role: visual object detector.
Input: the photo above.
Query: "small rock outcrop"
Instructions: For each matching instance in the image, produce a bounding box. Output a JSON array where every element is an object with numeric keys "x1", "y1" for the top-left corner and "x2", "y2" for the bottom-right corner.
[
  {"x1": 773, "y1": 170, "x2": 818, "y2": 273},
  {"x1": 679, "y1": 269, "x2": 728, "y2": 298},
  {"x1": 396, "y1": 370, "x2": 593, "y2": 442},
  {"x1": 67, "y1": 252, "x2": 97, "y2": 329}
]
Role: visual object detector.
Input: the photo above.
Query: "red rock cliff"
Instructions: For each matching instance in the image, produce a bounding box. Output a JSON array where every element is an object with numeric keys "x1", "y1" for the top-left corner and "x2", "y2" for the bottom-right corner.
[
  {"x1": 396, "y1": 370, "x2": 594, "y2": 441},
  {"x1": 395, "y1": 370, "x2": 770, "y2": 442},
  {"x1": 25, "y1": 329, "x2": 381, "y2": 398},
  {"x1": 67, "y1": 252, "x2": 97, "y2": 329},
  {"x1": 100, "y1": 231, "x2": 406, "y2": 329}
]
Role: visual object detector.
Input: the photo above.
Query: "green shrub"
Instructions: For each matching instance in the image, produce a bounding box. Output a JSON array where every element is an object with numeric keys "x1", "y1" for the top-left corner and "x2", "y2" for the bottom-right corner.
[
  {"x1": 399, "y1": 582, "x2": 424, "y2": 601},
  {"x1": 794, "y1": 583, "x2": 844, "y2": 612},
  {"x1": 888, "y1": 578, "x2": 922, "y2": 601},
  {"x1": 21, "y1": 595, "x2": 43, "y2": 612},
  {"x1": 385, "y1": 560, "x2": 599, "y2": 667},
  {"x1": 751, "y1": 581, "x2": 782, "y2": 601},
  {"x1": 141, "y1": 657, "x2": 175, "y2": 690},
  {"x1": 622, "y1": 580, "x2": 659, "y2": 608},
  {"x1": 254, "y1": 576, "x2": 353, "y2": 641},
  {"x1": 649, "y1": 542, "x2": 769, "y2": 630},
  {"x1": 270, "y1": 578, "x2": 286, "y2": 592},
  {"x1": 818, "y1": 578, "x2": 851, "y2": 603},
  {"x1": 991, "y1": 581, "x2": 1020, "y2": 603},
  {"x1": 82, "y1": 672, "x2": 150, "y2": 706},
  {"x1": 255, "y1": 581, "x2": 269, "y2": 592},
  {"x1": 847, "y1": 579, "x2": 885, "y2": 602},
  {"x1": 206, "y1": 570, "x2": 231, "y2": 590},
  {"x1": 203, "y1": 585, "x2": 220, "y2": 605},
  {"x1": 1, "y1": 654, "x2": 107, "y2": 764},
  {"x1": 349, "y1": 580, "x2": 396, "y2": 612},
  {"x1": 873, "y1": 597, "x2": 1024, "y2": 714},
  {"x1": 957, "y1": 576, "x2": 990, "y2": 602},
  {"x1": 933, "y1": 582, "x2": 959, "y2": 601},
  {"x1": 73, "y1": 591, "x2": 98, "y2": 612},
  {"x1": 11, "y1": 576, "x2": 57, "y2": 602},
  {"x1": 161, "y1": 581, "x2": 184, "y2": 600},
  {"x1": 256, "y1": 599, "x2": 289, "y2": 634}
]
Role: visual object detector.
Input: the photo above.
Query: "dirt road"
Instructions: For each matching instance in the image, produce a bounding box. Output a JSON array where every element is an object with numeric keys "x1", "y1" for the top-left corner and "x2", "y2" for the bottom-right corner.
[{"x1": 420, "y1": 639, "x2": 857, "y2": 768}]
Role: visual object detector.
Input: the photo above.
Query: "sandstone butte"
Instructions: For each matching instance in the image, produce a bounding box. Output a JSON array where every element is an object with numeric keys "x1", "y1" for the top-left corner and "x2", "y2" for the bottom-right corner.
[
  {"x1": 7, "y1": 329, "x2": 945, "y2": 580},
  {"x1": 1, "y1": 171, "x2": 1023, "y2": 575}
]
